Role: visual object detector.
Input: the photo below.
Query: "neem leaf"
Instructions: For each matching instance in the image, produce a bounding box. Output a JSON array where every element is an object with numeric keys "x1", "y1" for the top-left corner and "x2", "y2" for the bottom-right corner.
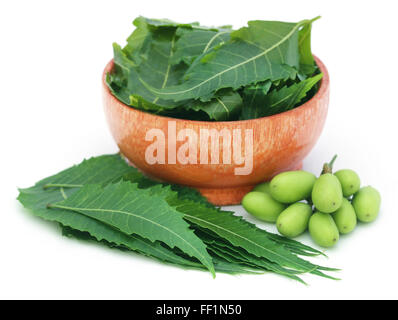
[
  {"x1": 108, "y1": 17, "x2": 191, "y2": 112},
  {"x1": 134, "y1": 16, "x2": 200, "y2": 29},
  {"x1": 169, "y1": 199, "x2": 319, "y2": 273},
  {"x1": 195, "y1": 228, "x2": 306, "y2": 283},
  {"x1": 299, "y1": 20, "x2": 315, "y2": 66},
  {"x1": 171, "y1": 27, "x2": 232, "y2": 66},
  {"x1": 49, "y1": 182, "x2": 215, "y2": 276},
  {"x1": 208, "y1": 242, "x2": 306, "y2": 284},
  {"x1": 18, "y1": 154, "x2": 337, "y2": 280},
  {"x1": 17, "y1": 155, "x2": 203, "y2": 268},
  {"x1": 298, "y1": 16, "x2": 320, "y2": 78},
  {"x1": 112, "y1": 31, "x2": 185, "y2": 113},
  {"x1": 265, "y1": 232, "x2": 326, "y2": 257},
  {"x1": 241, "y1": 73, "x2": 323, "y2": 119},
  {"x1": 111, "y1": 21, "x2": 238, "y2": 120},
  {"x1": 121, "y1": 159, "x2": 327, "y2": 259},
  {"x1": 107, "y1": 16, "x2": 321, "y2": 121},
  {"x1": 39, "y1": 153, "x2": 134, "y2": 189},
  {"x1": 110, "y1": 16, "x2": 228, "y2": 114},
  {"x1": 123, "y1": 17, "x2": 151, "y2": 64},
  {"x1": 211, "y1": 257, "x2": 265, "y2": 275},
  {"x1": 123, "y1": 17, "x2": 199, "y2": 62},
  {"x1": 62, "y1": 225, "x2": 263, "y2": 275},
  {"x1": 185, "y1": 90, "x2": 243, "y2": 121},
  {"x1": 240, "y1": 80, "x2": 272, "y2": 119},
  {"x1": 19, "y1": 185, "x2": 203, "y2": 268},
  {"x1": 141, "y1": 19, "x2": 312, "y2": 102},
  {"x1": 142, "y1": 185, "x2": 322, "y2": 274}
]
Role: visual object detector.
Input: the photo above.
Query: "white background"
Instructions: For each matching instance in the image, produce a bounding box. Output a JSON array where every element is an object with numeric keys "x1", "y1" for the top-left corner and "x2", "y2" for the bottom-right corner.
[{"x1": 1, "y1": 0, "x2": 398, "y2": 300}]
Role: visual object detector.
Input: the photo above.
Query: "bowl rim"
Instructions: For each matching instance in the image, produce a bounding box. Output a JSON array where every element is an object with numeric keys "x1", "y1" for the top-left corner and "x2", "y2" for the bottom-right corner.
[{"x1": 103, "y1": 55, "x2": 329, "y2": 125}]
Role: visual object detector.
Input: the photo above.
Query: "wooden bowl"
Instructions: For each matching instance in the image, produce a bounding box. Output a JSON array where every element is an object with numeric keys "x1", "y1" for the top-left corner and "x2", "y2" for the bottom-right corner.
[{"x1": 103, "y1": 56, "x2": 329, "y2": 205}]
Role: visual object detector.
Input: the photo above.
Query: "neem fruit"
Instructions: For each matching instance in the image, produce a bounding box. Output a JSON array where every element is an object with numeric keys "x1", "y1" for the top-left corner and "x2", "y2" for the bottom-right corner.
[
  {"x1": 312, "y1": 173, "x2": 343, "y2": 213},
  {"x1": 253, "y1": 182, "x2": 271, "y2": 194},
  {"x1": 309, "y1": 212, "x2": 340, "y2": 248},
  {"x1": 352, "y1": 186, "x2": 381, "y2": 222},
  {"x1": 242, "y1": 191, "x2": 286, "y2": 222},
  {"x1": 276, "y1": 202, "x2": 312, "y2": 238},
  {"x1": 270, "y1": 171, "x2": 316, "y2": 203},
  {"x1": 312, "y1": 155, "x2": 343, "y2": 213},
  {"x1": 334, "y1": 169, "x2": 361, "y2": 197},
  {"x1": 243, "y1": 154, "x2": 380, "y2": 249},
  {"x1": 332, "y1": 198, "x2": 357, "y2": 234}
]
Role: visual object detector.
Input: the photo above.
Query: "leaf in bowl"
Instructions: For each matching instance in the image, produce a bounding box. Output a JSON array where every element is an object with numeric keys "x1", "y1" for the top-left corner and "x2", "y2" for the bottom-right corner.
[{"x1": 141, "y1": 19, "x2": 316, "y2": 102}]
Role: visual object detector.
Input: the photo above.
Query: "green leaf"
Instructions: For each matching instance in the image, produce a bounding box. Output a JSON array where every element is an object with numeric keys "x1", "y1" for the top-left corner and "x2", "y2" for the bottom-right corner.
[
  {"x1": 171, "y1": 27, "x2": 232, "y2": 66},
  {"x1": 110, "y1": 17, "x2": 232, "y2": 115},
  {"x1": 241, "y1": 73, "x2": 323, "y2": 119},
  {"x1": 133, "y1": 16, "x2": 200, "y2": 30},
  {"x1": 110, "y1": 24, "x2": 240, "y2": 120},
  {"x1": 123, "y1": 17, "x2": 200, "y2": 63},
  {"x1": 196, "y1": 228, "x2": 307, "y2": 283},
  {"x1": 62, "y1": 224, "x2": 263, "y2": 275},
  {"x1": 240, "y1": 81, "x2": 272, "y2": 119},
  {"x1": 298, "y1": 16, "x2": 320, "y2": 78},
  {"x1": 108, "y1": 16, "x2": 192, "y2": 112},
  {"x1": 141, "y1": 19, "x2": 312, "y2": 102},
  {"x1": 211, "y1": 257, "x2": 265, "y2": 275},
  {"x1": 107, "y1": 16, "x2": 321, "y2": 121},
  {"x1": 265, "y1": 232, "x2": 326, "y2": 257},
  {"x1": 49, "y1": 182, "x2": 215, "y2": 276},
  {"x1": 18, "y1": 186, "x2": 203, "y2": 268},
  {"x1": 112, "y1": 33, "x2": 185, "y2": 113},
  {"x1": 123, "y1": 17, "x2": 151, "y2": 64},
  {"x1": 17, "y1": 155, "x2": 203, "y2": 269},
  {"x1": 142, "y1": 187, "x2": 319, "y2": 274},
  {"x1": 121, "y1": 158, "x2": 328, "y2": 260},
  {"x1": 39, "y1": 153, "x2": 133, "y2": 189},
  {"x1": 18, "y1": 153, "x2": 337, "y2": 280},
  {"x1": 299, "y1": 21, "x2": 315, "y2": 66},
  {"x1": 186, "y1": 90, "x2": 243, "y2": 121},
  {"x1": 208, "y1": 242, "x2": 306, "y2": 284}
]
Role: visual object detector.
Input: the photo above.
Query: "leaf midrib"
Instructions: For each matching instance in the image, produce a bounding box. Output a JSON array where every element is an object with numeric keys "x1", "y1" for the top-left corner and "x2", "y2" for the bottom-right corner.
[
  {"x1": 202, "y1": 31, "x2": 230, "y2": 53},
  {"x1": 152, "y1": 34, "x2": 177, "y2": 104}
]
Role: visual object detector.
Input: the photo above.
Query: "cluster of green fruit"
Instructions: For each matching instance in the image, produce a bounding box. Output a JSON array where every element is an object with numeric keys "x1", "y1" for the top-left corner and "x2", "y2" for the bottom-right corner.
[{"x1": 242, "y1": 156, "x2": 381, "y2": 248}]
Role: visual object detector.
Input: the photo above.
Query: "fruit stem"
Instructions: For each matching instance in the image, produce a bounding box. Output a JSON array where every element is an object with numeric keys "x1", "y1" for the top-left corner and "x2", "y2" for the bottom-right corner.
[{"x1": 321, "y1": 154, "x2": 338, "y2": 174}]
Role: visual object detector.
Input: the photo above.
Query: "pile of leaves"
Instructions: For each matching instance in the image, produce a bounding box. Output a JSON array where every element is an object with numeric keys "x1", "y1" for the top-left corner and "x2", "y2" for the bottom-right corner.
[
  {"x1": 18, "y1": 154, "x2": 338, "y2": 283},
  {"x1": 106, "y1": 16, "x2": 323, "y2": 121}
]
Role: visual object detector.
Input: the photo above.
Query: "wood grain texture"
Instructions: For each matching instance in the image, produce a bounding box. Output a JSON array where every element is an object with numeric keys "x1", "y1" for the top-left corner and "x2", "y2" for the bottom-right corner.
[{"x1": 103, "y1": 56, "x2": 330, "y2": 205}]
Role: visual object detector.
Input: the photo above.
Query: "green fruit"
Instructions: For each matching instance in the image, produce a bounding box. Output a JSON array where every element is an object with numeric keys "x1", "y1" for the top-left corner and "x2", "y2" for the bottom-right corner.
[
  {"x1": 334, "y1": 169, "x2": 361, "y2": 197},
  {"x1": 332, "y1": 198, "x2": 357, "y2": 234},
  {"x1": 276, "y1": 202, "x2": 312, "y2": 238},
  {"x1": 312, "y1": 173, "x2": 343, "y2": 213},
  {"x1": 253, "y1": 182, "x2": 271, "y2": 194},
  {"x1": 309, "y1": 212, "x2": 340, "y2": 248},
  {"x1": 242, "y1": 191, "x2": 286, "y2": 222},
  {"x1": 352, "y1": 186, "x2": 381, "y2": 222},
  {"x1": 270, "y1": 171, "x2": 316, "y2": 203}
]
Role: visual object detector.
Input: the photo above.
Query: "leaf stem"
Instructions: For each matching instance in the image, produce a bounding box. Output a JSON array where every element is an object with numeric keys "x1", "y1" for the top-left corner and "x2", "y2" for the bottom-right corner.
[
  {"x1": 310, "y1": 16, "x2": 322, "y2": 23},
  {"x1": 321, "y1": 154, "x2": 338, "y2": 175},
  {"x1": 328, "y1": 154, "x2": 338, "y2": 168}
]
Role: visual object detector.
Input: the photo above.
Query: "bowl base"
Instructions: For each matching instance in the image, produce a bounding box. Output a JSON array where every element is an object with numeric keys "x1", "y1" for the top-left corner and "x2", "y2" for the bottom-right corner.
[
  {"x1": 197, "y1": 185, "x2": 255, "y2": 206},
  {"x1": 197, "y1": 161, "x2": 303, "y2": 206}
]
